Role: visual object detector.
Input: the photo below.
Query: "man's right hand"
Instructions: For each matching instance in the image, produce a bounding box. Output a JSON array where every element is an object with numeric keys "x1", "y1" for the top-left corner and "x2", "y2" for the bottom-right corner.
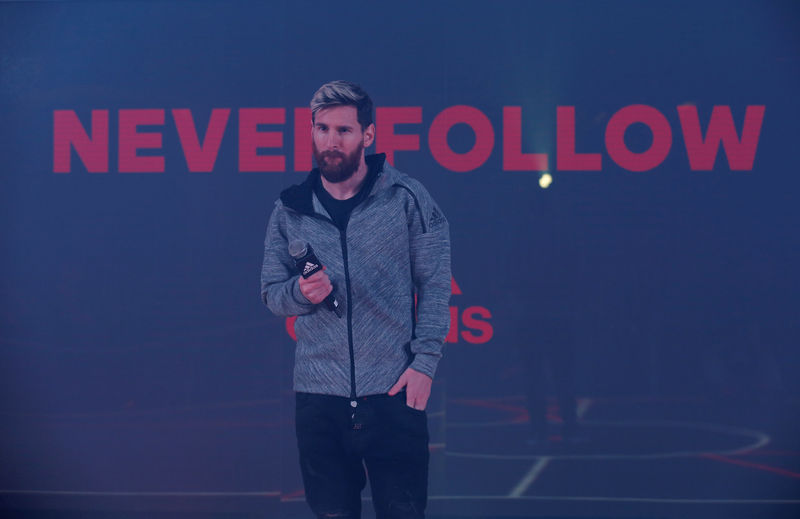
[{"x1": 298, "y1": 266, "x2": 333, "y2": 304}]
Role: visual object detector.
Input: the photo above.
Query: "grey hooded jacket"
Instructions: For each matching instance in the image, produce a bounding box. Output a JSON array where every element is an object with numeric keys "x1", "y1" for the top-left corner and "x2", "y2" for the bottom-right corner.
[{"x1": 261, "y1": 154, "x2": 451, "y2": 398}]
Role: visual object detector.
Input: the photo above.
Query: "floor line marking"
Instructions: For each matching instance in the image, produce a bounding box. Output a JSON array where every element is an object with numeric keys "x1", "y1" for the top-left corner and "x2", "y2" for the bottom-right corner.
[
  {"x1": 0, "y1": 490, "x2": 280, "y2": 497},
  {"x1": 508, "y1": 456, "x2": 552, "y2": 497},
  {"x1": 735, "y1": 450, "x2": 800, "y2": 456},
  {"x1": 8, "y1": 490, "x2": 796, "y2": 505},
  {"x1": 446, "y1": 419, "x2": 770, "y2": 460},
  {"x1": 279, "y1": 495, "x2": 800, "y2": 504},
  {"x1": 426, "y1": 495, "x2": 800, "y2": 504},
  {"x1": 700, "y1": 453, "x2": 800, "y2": 480},
  {"x1": 280, "y1": 488, "x2": 304, "y2": 501},
  {"x1": 428, "y1": 495, "x2": 800, "y2": 504}
]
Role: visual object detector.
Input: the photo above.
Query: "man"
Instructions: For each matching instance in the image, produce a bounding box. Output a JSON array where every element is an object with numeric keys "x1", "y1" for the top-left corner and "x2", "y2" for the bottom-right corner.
[{"x1": 261, "y1": 80, "x2": 451, "y2": 518}]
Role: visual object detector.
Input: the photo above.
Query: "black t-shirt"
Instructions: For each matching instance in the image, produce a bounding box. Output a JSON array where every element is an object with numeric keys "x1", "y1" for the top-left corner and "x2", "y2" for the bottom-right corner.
[{"x1": 314, "y1": 160, "x2": 381, "y2": 232}]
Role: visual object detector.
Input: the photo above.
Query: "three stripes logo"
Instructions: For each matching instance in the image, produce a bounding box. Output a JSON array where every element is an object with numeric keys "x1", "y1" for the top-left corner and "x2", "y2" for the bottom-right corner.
[{"x1": 302, "y1": 261, "x2": 319, "y2": 277}]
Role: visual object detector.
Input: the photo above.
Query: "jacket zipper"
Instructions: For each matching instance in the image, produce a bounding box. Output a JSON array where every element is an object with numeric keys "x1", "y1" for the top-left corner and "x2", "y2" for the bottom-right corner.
[
  {"x1": 306, "y1": 211, "x2": 356, "y2": 402},
  {"x1": 340, "y1": 226, "x2": 357, "y2": 403},
  {"x1": 300, "y1": 192, "x2": 371, "y2": 405}
]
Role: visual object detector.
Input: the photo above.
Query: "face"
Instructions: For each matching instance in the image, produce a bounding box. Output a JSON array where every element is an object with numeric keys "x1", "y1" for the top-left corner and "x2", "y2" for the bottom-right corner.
[{"x1": 312, "y1": 105, "x2": 374, "y2": 183}]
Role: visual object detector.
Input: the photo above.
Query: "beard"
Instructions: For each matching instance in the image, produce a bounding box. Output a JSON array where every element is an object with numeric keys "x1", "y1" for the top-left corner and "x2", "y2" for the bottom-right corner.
[{"x1": 313, "y1": 141, "x2": 364, "y2": 184}]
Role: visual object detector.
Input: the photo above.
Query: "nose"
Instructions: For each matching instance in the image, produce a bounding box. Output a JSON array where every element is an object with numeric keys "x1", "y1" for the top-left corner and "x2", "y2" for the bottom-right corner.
[{"x1": 324, "y1": 131, "x2": 341, "y2": 150}]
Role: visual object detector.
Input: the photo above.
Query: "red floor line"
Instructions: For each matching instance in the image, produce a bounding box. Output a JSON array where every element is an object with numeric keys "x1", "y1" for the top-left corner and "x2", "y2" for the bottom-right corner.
[
  {"x1": 735, "y1": 450, "x2": 800, "y2": 457},
  {"x1": 281, "y1": 488, "x2": 304, "y2": 501},
  {"x1": 700, "y1": 453, "x2": 800, "y2": 479}
]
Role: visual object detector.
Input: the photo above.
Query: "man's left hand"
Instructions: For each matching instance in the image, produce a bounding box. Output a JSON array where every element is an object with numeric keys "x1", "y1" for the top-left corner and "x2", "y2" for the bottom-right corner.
[{"x1": 388, "y1": 367, "x2": 432, "y2": 411}]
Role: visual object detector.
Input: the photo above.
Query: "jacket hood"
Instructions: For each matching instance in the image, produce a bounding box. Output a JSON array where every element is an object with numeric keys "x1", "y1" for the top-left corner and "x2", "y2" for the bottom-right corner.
[{"x1": 279, "y1": 153, "x2": 406, "y2": 215}]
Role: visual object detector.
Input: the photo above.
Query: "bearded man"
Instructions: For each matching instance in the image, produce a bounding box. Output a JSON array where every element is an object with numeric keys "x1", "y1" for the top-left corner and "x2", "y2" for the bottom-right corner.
[{"x1": 261, "y1": 80, "x2": 451, "y2": 518}]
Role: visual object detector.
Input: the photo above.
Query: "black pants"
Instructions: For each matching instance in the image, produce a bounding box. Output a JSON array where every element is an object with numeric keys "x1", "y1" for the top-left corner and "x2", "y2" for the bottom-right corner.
[{"x1": 295, "y1": 391, "x2": 429, "y2": 519}]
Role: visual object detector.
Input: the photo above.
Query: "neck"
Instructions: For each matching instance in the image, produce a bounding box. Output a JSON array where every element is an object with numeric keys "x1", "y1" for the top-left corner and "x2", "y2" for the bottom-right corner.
[{"x1": 320, "y1": 156, "x2": 369, "y2": 200}]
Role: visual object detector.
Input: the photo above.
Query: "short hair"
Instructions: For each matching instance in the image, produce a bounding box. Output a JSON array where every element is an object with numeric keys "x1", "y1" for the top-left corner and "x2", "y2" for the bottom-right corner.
[{"x1": 310, "y1": 80, "x2": 374, "y2": 130}]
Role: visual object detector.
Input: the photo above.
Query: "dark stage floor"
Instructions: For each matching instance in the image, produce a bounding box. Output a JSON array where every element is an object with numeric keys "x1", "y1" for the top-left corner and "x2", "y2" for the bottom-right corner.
[{"x1": 1, "y1": 394, "x2": 798, "y2": 518}]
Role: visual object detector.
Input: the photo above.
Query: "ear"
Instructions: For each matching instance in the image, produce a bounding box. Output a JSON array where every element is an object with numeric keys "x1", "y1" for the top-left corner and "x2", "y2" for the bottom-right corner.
[{"x1": 362, "y1": 123, "x2": 375, "y2": 148}]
